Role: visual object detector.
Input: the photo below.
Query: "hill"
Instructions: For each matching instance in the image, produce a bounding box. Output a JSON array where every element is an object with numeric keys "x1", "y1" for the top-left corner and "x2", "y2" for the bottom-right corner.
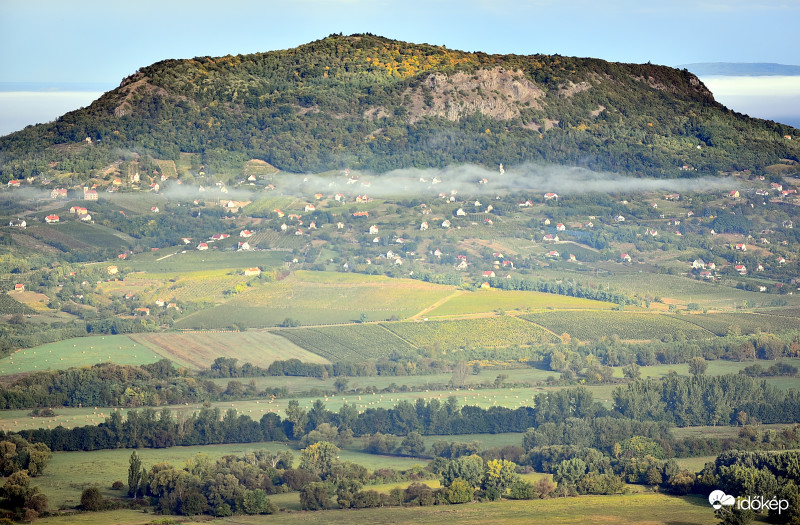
[{"x1": 1, "y1": 34, "x2": 798, "y2": 183}]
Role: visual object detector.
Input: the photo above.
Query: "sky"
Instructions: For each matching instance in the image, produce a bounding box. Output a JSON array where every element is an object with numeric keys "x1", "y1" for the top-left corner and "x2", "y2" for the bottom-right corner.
[{"x1": 1, "y1": 0, "x2": 799, "y2": 134}]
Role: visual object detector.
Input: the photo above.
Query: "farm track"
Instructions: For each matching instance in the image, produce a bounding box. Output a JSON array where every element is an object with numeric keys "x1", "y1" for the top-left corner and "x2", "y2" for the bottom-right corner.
[
  {"x1": 376, "y1": 323, "x2": 420, "y2": 349},
  {"x1": 410, "y1": 290, "x2": 465, "y2": 320}
]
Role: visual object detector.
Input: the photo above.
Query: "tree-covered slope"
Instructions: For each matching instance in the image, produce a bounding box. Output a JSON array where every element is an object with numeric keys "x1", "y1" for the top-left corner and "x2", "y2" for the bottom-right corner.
[{"x1": 1, "y1": 33, "x2": 798, "y2": 180}]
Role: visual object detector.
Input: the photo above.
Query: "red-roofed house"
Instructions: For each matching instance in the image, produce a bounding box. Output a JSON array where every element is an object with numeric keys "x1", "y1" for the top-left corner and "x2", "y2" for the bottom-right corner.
[{"x1": 45, "y1": 215, "x2": 59, "y2": 223}]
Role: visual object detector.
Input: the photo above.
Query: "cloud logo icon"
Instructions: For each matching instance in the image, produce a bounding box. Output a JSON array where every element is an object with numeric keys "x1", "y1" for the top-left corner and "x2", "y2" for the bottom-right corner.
[{"x1": 709, "y1": 490, "x2": 736, "y2": 509}]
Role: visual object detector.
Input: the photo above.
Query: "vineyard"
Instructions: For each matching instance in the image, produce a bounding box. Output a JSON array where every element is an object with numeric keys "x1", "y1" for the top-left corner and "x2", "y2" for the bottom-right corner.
[
  {"x1": 520, "y1": 311, "x2": 715, "y2": 342},
  {"x1": 273, "y1": 324, "x2": 416, "y2": 362},
  {"x1": 119, "y1": 249, "x2": 287, "y2": 273},
  {"x1": 426, "y1": 288, "x2": 614, "y2": 317},
  {"x1": 56, "y1": 222, "x2": 130, "y2": 249},
  {"x1": 248, "y1": 229, "x2": 304, "y2": 250},
  {"x1": 383, "y1": 316, "x2": 560, "y2": 352},
  {"x1": 173, "y1": 271, "x2": 457, "y2": 328},
  {"x1": 0, "y1": 293, "x2": 36, "y2": 314},
  {"x1": 675, "y1": 312, "x2": 800, "y2": 337}
]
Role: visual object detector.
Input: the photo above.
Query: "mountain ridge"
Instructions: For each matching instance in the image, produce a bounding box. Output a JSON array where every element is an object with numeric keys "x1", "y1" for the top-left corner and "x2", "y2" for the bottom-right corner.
[{"x1": 1, "y1": 34, "x2": 797, "y2": 181}]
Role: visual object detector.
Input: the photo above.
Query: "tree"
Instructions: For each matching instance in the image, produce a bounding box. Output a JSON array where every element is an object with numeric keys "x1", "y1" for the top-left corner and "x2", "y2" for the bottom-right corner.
[
  {"x1": 688, "y1": 357, "x2": 708, "y2": 376},
  {"x1": 482, "y1": 459, "x2": 519, "y2": 494},
  {"x1": 447, "y1": 478, "x2": 473, "y2": 504},
  {"x1": 334, "y1": 377, "x2": 349, "y2": 393},
  {"x1": 300, "y1": 442, "x2": 340, "y2": 480},
  {"x1": 285, "y1": 400, "x2": 309, "y2": 438},
  {"x1": 300, "y1": 482, "x2": 335, "y2": 510},
  {"x1": 400, "y1": 432, "x2": 426, "y2": 456},
  {"x1": 128, "y1": 451, "x2": 142, "y2": 497},
  {"x1": 241, "y1": 489, "x2": 276, "y2": 515}
]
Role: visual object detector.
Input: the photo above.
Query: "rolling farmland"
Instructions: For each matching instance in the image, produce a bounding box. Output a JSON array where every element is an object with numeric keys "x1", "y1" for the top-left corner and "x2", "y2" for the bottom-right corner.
[
  {"x1": 521, "y1": 311, "x2": 715, "y2": 341},
  {"x1": 426, "y1": 289, "x2": 615, "y2": 317}
]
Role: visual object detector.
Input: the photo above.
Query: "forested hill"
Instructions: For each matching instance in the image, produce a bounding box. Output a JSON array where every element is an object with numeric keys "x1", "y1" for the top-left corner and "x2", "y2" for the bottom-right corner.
[{"x1": 1, "y1": 33, "x2": 798, "y2": 180}]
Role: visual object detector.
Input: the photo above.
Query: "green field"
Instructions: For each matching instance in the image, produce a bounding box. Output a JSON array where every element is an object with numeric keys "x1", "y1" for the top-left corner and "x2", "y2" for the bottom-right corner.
[
  {"x1": 521, "y1": 311, "x2": 714, "y2": 342},
  {"x1": 34, "y1": 441, "x2": 426, "y2": 509},
  {"x1": 383, "y1": 317, "x2": 560, "y2": 352},
  {"x1": 426, "y1": 289, "x2": 615, "y2": 317},
  {"x1": 0, "y1": 335, "x2": 163, "y2": 375},
  {"x1": 0, "y1": 293, "x2": 36, "y2": 314},
  {"x1": 175, "y1": 271, "x2": 456, "y2": 328},
  {"x1": 103, "y1": 268, "x2": 255, "y2": 303},
  {"x1": 34, "y1": 493, "x2": 717, "y2": 524}
]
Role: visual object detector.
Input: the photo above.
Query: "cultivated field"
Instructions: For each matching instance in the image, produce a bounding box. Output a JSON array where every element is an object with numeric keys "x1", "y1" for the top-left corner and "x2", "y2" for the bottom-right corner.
[
  {"x1": 426, "y1": 289, "x2": 615, "y2": 317},
  {"x1": 521, "y1": 311, "x2": 714, "y2": 342},
  {"x1": 130, "y1": 330, "x2": 327, "y2": 369}
]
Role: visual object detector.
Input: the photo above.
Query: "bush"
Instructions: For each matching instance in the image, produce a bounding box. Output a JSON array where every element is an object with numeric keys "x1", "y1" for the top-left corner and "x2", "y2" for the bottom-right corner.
[
  {"x1": 507, "y1": 479, "x2": 537, "y2": 500},
  {"x1": 80, "y1": 487, "x2": 104, "y2": 511},
  {"x1": 111, "y1": 481, "x2": 124, "y2": 490},
  {"x1": 447, "y1": 479, "x2": 474, "y2": 504}
]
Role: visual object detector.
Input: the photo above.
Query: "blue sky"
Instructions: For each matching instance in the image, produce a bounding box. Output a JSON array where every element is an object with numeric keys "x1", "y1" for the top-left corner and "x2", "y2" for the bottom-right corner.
[
  {"x1": 1, "y1": 1, "x2": 799, "y2": 134},
  {"x1": 3, "y1": 0, "x2": 799, "y2": 84}
]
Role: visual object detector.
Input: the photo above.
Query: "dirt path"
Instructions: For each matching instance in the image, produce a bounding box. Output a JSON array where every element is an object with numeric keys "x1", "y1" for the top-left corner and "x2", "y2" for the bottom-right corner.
[{"x1": 409, "y1": 290, "x2": 465, "y2": 320}]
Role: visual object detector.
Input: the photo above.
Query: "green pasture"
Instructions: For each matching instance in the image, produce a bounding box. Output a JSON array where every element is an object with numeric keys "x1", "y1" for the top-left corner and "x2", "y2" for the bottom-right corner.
[
  {"x1": 676, "y1": 312, "x2": 800, "y2": 336},
  {"x1": 427, "y1": 289, "x2": 614, "y2": 317},
  {"x1": 522, "y1": 310, "x2": 714, "y2": 342},
  {"x1": 56, "y1": 222, "x2": 130, "y2": 249},
  {"x1": 0, "y1": 335, "x2": 162, "y2": 375},
  {"x1": 627, "y1": 357, "x2": 800, "y2": 383},
  {"x1": 36, "y1": 441, "x2": 427, "y2": 509}
]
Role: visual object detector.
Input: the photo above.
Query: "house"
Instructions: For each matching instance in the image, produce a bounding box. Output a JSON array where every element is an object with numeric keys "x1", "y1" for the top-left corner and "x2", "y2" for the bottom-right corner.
[
  {"x1": 735, "y1": 243, "x2": 747, "y2": 252},
  {"x1": 735, "y1": 264, "x2": 747, "y2": 274},
  {"x1": 480, "y1": 282, "x2": 491, "y2": 289},
  {"x1": 394, "y1": 258, "x2": 403, "y2": 265},
  {"x1": 237, "y1": 242, "x2": 251, "y2": 251},
  {"x1": 150, "y1": 183, "x2": 160, "y2": 192},
  {"x1": 777, "y1": 256, "x2": 787, "y2": 265},
  {"x1": 182, "y1": 238, "x2": 192, "y2": 244},
  {"x1": 107, "y1": 265, "x2": 118, "y2": 275},
  {"x1": 700, "y1": 271, "x2": 713, "y2": 280},
  {"x1": 542, "y1": 234, "x2": 559, "y2": 242},
  {"x1": 70, "y1": 206, "x2": 88, "y2": 215},
  {"x1": 420, "y1": 222, "x2": 429, "y2": 231},
  {"x1": 134, "y1": 307, "x2": 150, "y2": 316},
  {"x1": 707, "y1": 262, "x2": 716, "y2": 270},
  {"x1": 645, "y1": 229, "x2": 658, "y2": 237},
  {"x1": 615, "y1": 215, "x2": 625, "y2": 222},
  {"x1": 7, "y1": 180, "x2": 21, "y2": 188},
  {"x1": 519, "y1": 200, "x2": 533, "y2": 207},
  {"x1": 314, "y1": 193, "x2": 323, "y2": 200},
  {"x1": 210, "y1": 234, "x2": 230, "y2": 241},
  {"x1": 483, "y1": 271, "x2": 496, "y2": 278},
  {"x1": 456, "y1": 208, "x2": 466, "y2": 216},
  {"x1": 473, "y1": 200, "x2": 481, "y2": 207},
  {"x1": 433, "y1": 249, "x2": 442, "y2": 258},
  {"x1": 352, "y1": 211, "x2": 369, "y2": 218},
  {"x1": 240, "y1": 230, "x2": 253, "y2": 238},
  {"x1": 294, "y1": 229, "x2": 303, "y2": 236},
  {"x1": 484, "y1": 218, "x2": 493, "y2": 225},
  {"x1": 784, "y1": 220, "x2": 794, "y2": 229},
  {"x1": 502, "y1": 260, "x2": 514, "y2": 268},
  {"x1": 151, "y1": 207, "x2": 159, "y2": 213},
  {"x1": 729, "y1": 190, "x2": 740, "y2": 199},
  {"x1": 337, "y1": 222, "x2": 344, "y2": 229},
  {"x1": 280, "y1": 223, "x2": 288, "y2": 232},
  {"x1": 584, "y1": 221, "x2": 594, "y2": 228},
  {"x1": 80, "y1": 214, "x2": 92, "y2": 222},
  {"x1": 45, "y1": 215, "x2": 59, "y2": 223},
  {"x1": 83, "y1": 187, "x2": 98, "y2": 200},
  {"x1": 13, "y1": 284, "x2": 24, "y2": 292},
  {"x1": 771, "y1": 183, "x2": 783, "y2": 191},
  {"x1": 664, "y1": 193, "x2": 680, "y2": 201},
  {"x1": 373, "y1": 237, "x2": 381, "y2": 243},
  {"x1": 118, "y1": 253, "x2": 127, "y2": 259},
  {"x1": 543, "y1": 218, "x2": 551, "y2": 226},
  {"x1": 304, "y1": 204, "x2": 316, "y2": 212},
  {"x1": 456, "y1": 260, "x2": 468, "y2": 270},
  {"x1": 556, "y1": 223, "x2": 566, "y2": 231},
  {"x1": 308, "y1": 222, "x2": 316, "y2": 230},
  {"x1": 369, "y1": 225, "x2": 379, "y2": 235},
  {"x1": 544, "y1": 192, "x2": 559, "y2": 200},
  {"x1": 50, "y1": 188, "x2": 67, "y2": 199},
  {"x1": 756, "y1": 189, "x2": 769, "y2": 196},
  {"x1": 547, "y1": 250, "x2": 560, "y2": 258},
  {"x1": 334, "y1": 193, "x2": 345, "y2": 202},
  {"x1": 197, "y1": 243, "x2": 209, "y2": 251},
  {"x1": 441, "y1": 220, "x2": 451, "y2": 228},
  {"x1": 243, "y1": 267, "x2": 261, "y2": 276},
  {"x1": 621, "y1": 253, "x2": 632, "y2": 262},
  {"x1": 9, "y1": 219, "x2": 26, "y2": 228},
  {"x1": 687, "y1": 211, "x2": 694, "y2": 217},
  {"x1": 568, "y1": 254, "x2": 577, "y2": 262},
  {"x1": 274, "y1": 209, "x2": 285, "y2": 218},
  {"x1": 692, "y1": 259, "x2": 706, "y2": 269}
]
